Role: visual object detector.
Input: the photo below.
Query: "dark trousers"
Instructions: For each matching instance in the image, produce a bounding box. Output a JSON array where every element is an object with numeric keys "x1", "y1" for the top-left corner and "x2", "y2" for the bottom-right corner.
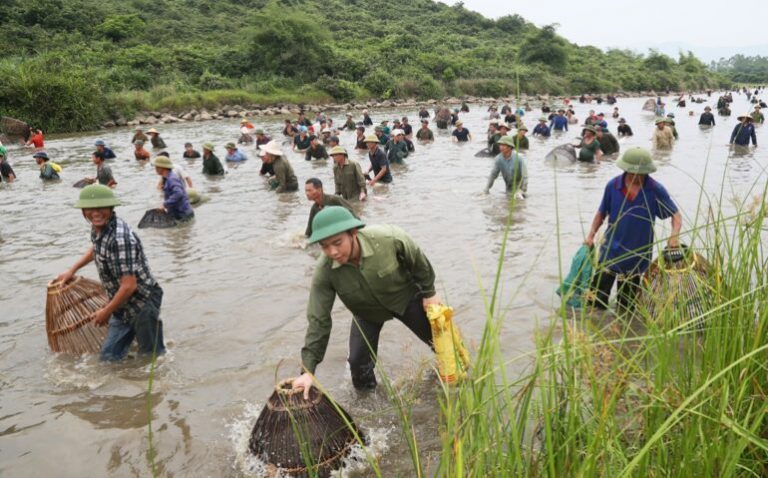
[
  {"x1": 348, "y1": 297, "x2": 434, "y2": 389},
  {"x1": 591, "y1": 269, "x2": 641, "y2": 312}
]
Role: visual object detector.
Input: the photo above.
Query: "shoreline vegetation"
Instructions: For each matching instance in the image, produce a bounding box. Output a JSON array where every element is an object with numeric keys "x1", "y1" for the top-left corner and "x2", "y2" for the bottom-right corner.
[
  {"x1": 1, "y1": 0, "x2": 742, "y2": 134},
  {"x1": 103, "y1": 90, "x2": 689, "y2": 130}
]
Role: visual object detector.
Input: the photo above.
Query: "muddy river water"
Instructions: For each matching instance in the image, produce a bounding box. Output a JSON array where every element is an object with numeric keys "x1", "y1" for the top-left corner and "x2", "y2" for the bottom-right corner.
[{"x1": 0, "y1": 94, "x2": 765, "y2": 477}]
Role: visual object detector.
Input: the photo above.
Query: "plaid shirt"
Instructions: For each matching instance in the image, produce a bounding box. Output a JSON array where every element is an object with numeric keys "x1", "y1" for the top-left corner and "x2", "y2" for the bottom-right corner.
[{"x1": 91, "y1": 214, "x2": 159, "y2": 319}]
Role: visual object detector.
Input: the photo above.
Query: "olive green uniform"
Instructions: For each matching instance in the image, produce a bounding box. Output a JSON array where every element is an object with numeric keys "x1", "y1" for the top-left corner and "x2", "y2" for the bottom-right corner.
[
  {"x1": 271, "y1": 156, "x2": 298, "y2": 192},
  {"x1": 333, "y1": 159, "x2": 367, "y2": 200},
  {"x1": 301, "y1": 224, "x2": 436, "y2": 373},
  {"x1": 415, "y1": 128, "x2": 434, "y2": 141},
  {"x1": 598, "y1": 132, "x2": 620, "y2": 155}
]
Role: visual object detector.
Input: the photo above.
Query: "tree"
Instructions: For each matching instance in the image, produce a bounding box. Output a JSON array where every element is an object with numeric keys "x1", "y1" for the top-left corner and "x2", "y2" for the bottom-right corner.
[
  {"x1": 518, "y1": 25, "x2": 568, "y2": 70},
  {"x1": 245, "y1": 5, "x2": 333, "y2": 80}
]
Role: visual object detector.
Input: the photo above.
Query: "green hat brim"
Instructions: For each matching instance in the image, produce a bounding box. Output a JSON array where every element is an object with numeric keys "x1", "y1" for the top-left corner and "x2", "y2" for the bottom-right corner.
[
  {"x1": 308, "y1": 217, "x2": 365, "y2": 244},
  {"x1": 616, "y1": 157, "x2": 656, "y2": 175},
  {"x1": 74, "y1": 197, "x2": 121, "y2": 209}
]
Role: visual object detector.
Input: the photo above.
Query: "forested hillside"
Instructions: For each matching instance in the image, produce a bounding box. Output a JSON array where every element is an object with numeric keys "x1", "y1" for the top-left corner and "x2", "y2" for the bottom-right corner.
[
  {"x1": 0, "y1": 0, "x2": 726, "y2": 132},
  {"x1": 712, "y1": 55, "x2": 768, "y2": 85}
]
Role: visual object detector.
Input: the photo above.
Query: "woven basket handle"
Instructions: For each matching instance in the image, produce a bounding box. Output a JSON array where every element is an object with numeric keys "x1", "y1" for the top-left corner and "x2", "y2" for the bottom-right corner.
[
  {"x1": 47, "y1": 275, "x2": 80, "y2": 291},
  {"x1": 662, "y1": 244, "x2": 689, "y2": 263}
]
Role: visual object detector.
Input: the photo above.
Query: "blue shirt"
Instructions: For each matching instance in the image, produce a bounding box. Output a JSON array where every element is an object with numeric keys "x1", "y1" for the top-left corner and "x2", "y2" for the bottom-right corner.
[
  {"x1": 730, "y1": 123, "x2": 757, "y2": 146},
  {"x1": 225, "y1": 149, "x2": 248, "y2": 162},
  {"x1": 100, "y1": 147, "x2": 117, "y2": 160},
  {"x1": 533, "y1": 124, "x2": 551, "y2": 137},
  {"x1": 368, "y1": 147, "x2": 392, "y2": 183},
  {"x1": 452, "y1": 128, "x2": 470, "y2": 141},
  {"x1": 162, "y1": 171, "x2": 194, "y2": 219},
  {"x1": 550, "y1": 116, "x2": 568, "y2": 131},
  {"x1": 598, "y1": 174, "x2": 678, "y2": 274}
]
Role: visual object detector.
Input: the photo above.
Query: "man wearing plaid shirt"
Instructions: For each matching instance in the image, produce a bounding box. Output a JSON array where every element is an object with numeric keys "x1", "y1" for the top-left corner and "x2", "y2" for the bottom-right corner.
[{"x1": 58, "y1": 185, "x2": 165, "y2": 361}]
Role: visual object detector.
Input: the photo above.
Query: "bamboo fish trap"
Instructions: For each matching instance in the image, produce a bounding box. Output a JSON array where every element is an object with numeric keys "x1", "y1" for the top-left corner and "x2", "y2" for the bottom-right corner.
[
  {"x1": 45, "y1": 276, "x2": 108, "y2": 354},
  {"x1": 641, "y1": 247, "x2": 712, "y2": 329},
  {"x1": 249, "y1": 380, "x2": 364, "y2": 478},
  {"x1": 138, "y1": 209, "x2": 177, "y2": 229}
]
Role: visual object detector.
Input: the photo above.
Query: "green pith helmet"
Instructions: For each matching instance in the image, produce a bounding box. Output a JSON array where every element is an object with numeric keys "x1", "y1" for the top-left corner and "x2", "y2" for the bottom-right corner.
[
  {"x1": 74, "y1": 184, "x2": 121, "y2": 209},
  {"x1": 153, "y1": 156, "x2": 174, "y2": 169},
  {"x1": 616, "y1": 147, "x2": 657, "y2": 175},
  {"x1": 254, "y1": 128, "x2": 265, "y2": 135},
  {"x1": 308, "y1": 206, "x2": 365, "y2": 244},
  {"x1": 497, "y1": 135, "x2": 518, "y2": 147},
  {"x1": 329, "y1": 146, "x2": 348, "y2": 156},
  {"x1": 203, "y1": 143, "x2": 214, "y2": 151},
  {"x1": 654, "y1": 117, "x2": 666, "y2": 125}
]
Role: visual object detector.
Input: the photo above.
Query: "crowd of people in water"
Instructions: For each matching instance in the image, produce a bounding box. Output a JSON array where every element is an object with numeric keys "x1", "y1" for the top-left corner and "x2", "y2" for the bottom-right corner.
[{"x1": 3, "y1": 86, "x2": 764, "y2": 394}]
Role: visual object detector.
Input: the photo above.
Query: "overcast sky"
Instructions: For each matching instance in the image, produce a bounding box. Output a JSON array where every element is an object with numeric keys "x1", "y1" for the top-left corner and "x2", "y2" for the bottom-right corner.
[{"x1": 447, "y1": 0, "x2": 768, "y2": 61}]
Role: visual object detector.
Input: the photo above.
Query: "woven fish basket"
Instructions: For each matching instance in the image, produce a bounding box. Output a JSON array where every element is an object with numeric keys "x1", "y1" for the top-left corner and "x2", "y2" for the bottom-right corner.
[
  {"x1": 45, "y1": 276, "x2": 108, "y2": 354},
  {"x1": 641, "y1": 247, "x2": 712, "y2": 329},
  {"x1": 138, "y1": 209, "x2": 177, "y2": 229},
  {"x1": 545, "y1": 143, "x2": 577, "y2": 162},
  {"x1": 249, "y1": 379, "x2": 365, "y2": 478}
]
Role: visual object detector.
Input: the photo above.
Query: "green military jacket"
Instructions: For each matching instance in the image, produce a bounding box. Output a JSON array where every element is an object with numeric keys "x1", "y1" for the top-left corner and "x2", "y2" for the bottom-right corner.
[
  {"x1": 301, "y1": 225, "x2": 436, "y2": 373},
  {"x1": 598, "y1": 133, "x2": 620, "y2": 155},
  {"x1": 488, "y1": 132, "x2": 502, "y2": 155},
  {"x1": 385, "y1": 139, "x2": 409, "y2": 164},
  {"x1": 751, "y1": 111, "x2": 765, "y2": 123},
  {"x1": 272, "y1": 156, "x2": 298, "y2": 192},
  {"x1": 202, "y1": 153, "x2": 224, "y2": 175},
  {"x1": 512, "y1": 135, "x2": 529, "y2": 150},
  {"x1": 415, "y1": 128, "x2": 434, "y2": 141},
  {"x1": 333, "y1": 159, "x2": 366, "y2": 200}
]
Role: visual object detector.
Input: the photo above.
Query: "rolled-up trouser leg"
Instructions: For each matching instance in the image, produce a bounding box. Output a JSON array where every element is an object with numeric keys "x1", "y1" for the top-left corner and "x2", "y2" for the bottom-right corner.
[{"x1": 348, "y1": 317, "x2": 383, "y2": 389}]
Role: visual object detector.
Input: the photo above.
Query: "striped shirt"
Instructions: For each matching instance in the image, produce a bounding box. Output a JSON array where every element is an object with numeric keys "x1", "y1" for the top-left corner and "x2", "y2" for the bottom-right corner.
[{"x1": 91, "y1": 215, "x2": 160, "y2": 319}]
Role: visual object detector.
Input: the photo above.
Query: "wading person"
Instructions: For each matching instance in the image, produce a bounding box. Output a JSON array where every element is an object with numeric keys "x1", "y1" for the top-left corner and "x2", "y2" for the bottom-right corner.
[
  {"x1": 154, "y1": 156, "x2": 194, "y2": 222},
  {"x1": 751, "y1": 106, "x2": 765, "y2": 124},
  {"x1": 596, "y1": 127, "x2": 620, "y2": 156},
  {"x1": 451, "y1": 121, "x2": 472, "y2": 142},
  {"x1": 512, "y1": 126, "x2": 529, "y2": 150},
  {"x1": 331, "y1": 146, "x2": 367, "y2": 201},
  {"x1": 34, "y1": 151, "x2": 60, "y2": 181},
  {"x1": 0, "y1": 147, "x2": 16, "y2": 183},
  {"x1": 291, "y1": 206, "x2": 441, "y2": 396},
  {"x1": 132, "y1": 127, "x2": 148, "y2": 145},
  {"x1": 385, "y1": 129, "x2": 409, "y2": 164},
  {"x1": 485, "y1": 136, "x2": 528, "y2": 197},
  {"x1": 415, "y1": 119, "x2": 434, "y2": 141},
  {"x1": 26, "y1": 128, "x2": 45, "y2": 150},
  {"x1": 730, "y1": 115, "x2": 757, "y2": 147},
  {"x1": 94, "y1": 139, "x2": 117, "y2": 160},
  {"x1": 585, "y1": 148, "x2": 681, "y2": 312},
  {"x1": 550, "y1": 109, "x2": 569, "y2": 132},
  {"x1": 56, "y1": 184, "x2": 165, "y2": 361},
  {"x1": 201, "y1": 143, "x2": 224, "y2": 176},
  {"x1": 260, "y1": 140, "x2": 298, "y2": 193},
  {"x1": 698, "y1": 106, "x2": 716, "y2": 127},
  {"x1": 146, "y1": 128, "x2": 167, "y2": 149},
  {"x1": 305, "y1": 135, "x2": 329, "y2": 161},
  {"x1": 578, "y1": 126, "x2": 603, "y2": 162},
  {"x1": 224, "y1": 142, "x2": 248, "y2": 162},
  {"x1": 304, "y1": 178, "x2": 357, "y2": 237},
  {"x1": 182, "y1": 142, "x2": 201, "y2": 159},
  {"x1": 365, "y1": 135, "x2": 392, "y2": 186},
  {"x1": 617, "y1": 118, "x2": 633, "y2": 137},
  {"x1": 134, "y1": 140, "x2": 151, "y2": 161},
  {"x1": 293, "y1": 127, "x2": 311, "y2": 152},
  {"x1": 90, "y1": 151, "x2": 117, "y2": 187},
  {"x1": 532, "y1": 117, "x2": 551, "y2": 138},
  {"x1": 652, "y1": 118, "x2": 675, "y2": 150}
]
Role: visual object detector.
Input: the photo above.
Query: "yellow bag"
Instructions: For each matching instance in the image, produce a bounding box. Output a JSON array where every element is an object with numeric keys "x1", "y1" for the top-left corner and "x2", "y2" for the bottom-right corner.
[
  {"x1": 426, "y1": 304, "x2": 471, "y2": 383},
  {"x1": 50, "y1": 162, "x2": 62, "y2": 173}
]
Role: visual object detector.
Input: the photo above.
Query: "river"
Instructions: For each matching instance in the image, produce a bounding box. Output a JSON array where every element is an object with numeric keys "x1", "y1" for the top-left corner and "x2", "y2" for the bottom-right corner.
[{"x1": 1, "y1": 95, "x2": 765, "y2": 477}]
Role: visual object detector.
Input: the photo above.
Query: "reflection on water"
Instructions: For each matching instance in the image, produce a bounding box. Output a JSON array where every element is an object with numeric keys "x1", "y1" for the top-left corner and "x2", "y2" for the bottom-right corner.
[{"x1": 1, "y1": 95, "x2": 767, "y2": 476}]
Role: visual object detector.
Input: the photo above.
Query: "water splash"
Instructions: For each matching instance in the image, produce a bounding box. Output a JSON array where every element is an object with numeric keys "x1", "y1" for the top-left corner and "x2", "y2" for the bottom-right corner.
[{"x1": 227, "y1": 401, "x2": 392, "y2": 477}]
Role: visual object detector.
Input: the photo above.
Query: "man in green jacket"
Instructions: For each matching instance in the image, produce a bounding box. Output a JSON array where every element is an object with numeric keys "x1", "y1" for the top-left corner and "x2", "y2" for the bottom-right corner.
[
  {"x1": 304, "y1": 178, "x2": 357, "y2": 237},
  {"x1": 331, "y1": 146, "x2": 367, "y2": 201},
  {"x1": 292, "y1": 207, "x2": 441, "y2": 397},
  {"x1": 260, "y1": 140, "x2": 298, "y2": 192},
  {"x1": 385, "y1": 129, "x2": 409, "y2": 164}
]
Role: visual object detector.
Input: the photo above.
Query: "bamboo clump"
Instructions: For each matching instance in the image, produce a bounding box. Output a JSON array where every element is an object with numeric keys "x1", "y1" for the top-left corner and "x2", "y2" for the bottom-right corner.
[
  {"x1": 249, "y1": 379, "x2": 364, "y2": 478},
  {"x1": 45, "y1": 276, "x2": 108, "y2": 354}
]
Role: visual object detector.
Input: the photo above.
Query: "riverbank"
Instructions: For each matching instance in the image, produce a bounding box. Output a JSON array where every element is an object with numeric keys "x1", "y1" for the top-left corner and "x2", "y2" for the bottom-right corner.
[{"x1": 101, "y1": 89, "x2": 682, "y2": 129}]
